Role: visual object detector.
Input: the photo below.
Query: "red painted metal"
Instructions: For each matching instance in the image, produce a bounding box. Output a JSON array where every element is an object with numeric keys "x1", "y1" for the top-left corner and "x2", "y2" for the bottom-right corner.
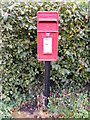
[{"x1": 37, "y1": 11, "x2": 59, "y2": 61}]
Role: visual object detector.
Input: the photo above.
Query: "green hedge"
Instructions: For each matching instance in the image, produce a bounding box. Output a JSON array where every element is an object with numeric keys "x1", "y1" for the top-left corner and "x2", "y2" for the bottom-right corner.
[{"x1": 1, "y1": 1, "x2": 89, "y2": 103}]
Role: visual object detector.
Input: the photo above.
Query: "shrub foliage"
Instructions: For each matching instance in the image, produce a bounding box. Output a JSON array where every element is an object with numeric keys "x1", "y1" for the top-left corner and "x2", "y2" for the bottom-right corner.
[{"x1": 1, "y1": 1, "x2": 89, "y2": 104}]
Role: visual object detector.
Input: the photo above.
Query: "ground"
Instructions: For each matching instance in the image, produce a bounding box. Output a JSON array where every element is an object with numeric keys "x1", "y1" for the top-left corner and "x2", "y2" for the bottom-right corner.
[{"x1": 10, "y1": 102, "x2": 53, "y2": 118}]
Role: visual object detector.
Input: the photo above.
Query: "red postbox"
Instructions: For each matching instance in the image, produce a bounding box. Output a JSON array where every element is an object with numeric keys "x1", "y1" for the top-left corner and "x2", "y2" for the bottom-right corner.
[{"x1": 37, "y1": 11, "x2": 58, "y2": 61}]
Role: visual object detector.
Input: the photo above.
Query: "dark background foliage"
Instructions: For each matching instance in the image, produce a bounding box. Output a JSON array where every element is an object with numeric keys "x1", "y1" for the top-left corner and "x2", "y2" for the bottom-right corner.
[{"x1": 1, "y1": 1, "x2": 89, "y2": 105}]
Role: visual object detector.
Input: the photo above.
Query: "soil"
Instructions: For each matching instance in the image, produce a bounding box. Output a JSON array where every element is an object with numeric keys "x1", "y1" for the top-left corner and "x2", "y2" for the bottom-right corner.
[{"x1": 11, "y1": 102, "x2": 53, "y2": 118}]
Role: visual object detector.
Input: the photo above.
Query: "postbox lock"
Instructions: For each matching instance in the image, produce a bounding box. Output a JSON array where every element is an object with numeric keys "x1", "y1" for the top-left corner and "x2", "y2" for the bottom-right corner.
[{"x1": 46, "y1": 32, "x2": 50, "y2": 36}]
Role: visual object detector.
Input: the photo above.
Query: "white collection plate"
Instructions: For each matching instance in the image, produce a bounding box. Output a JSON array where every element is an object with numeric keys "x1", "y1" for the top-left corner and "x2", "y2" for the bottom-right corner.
[{"x1": 43, "y1": 37, "x2": 52, "y2": 54}]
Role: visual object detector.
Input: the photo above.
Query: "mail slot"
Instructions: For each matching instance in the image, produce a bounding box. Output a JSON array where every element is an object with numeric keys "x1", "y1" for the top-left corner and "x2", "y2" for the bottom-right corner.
[{"x1": 37, "y1": 11, "x2": 58, "y2": 61}]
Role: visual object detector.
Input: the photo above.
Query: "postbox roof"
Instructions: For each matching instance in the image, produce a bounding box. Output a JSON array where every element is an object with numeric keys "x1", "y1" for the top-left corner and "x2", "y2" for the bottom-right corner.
[{"x1": 37, "y1": 11, "x2": 58, "y2": 14}]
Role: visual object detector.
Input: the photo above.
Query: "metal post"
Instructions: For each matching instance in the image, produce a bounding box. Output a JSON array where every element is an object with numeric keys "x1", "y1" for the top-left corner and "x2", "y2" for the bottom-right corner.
[{"x1": 44, "y1": 61, "x2": 50, "y2": 106}]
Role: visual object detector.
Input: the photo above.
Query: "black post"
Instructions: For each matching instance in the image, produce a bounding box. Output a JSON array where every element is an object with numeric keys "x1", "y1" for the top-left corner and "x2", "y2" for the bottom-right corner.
[{"x1": 44, "y1": 61, "x2": 50, "y2": 106}]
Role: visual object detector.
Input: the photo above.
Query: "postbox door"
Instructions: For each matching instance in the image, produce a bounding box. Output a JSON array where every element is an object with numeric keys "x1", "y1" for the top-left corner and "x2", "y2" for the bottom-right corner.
[{"x1": 37, "y1": 32, "x2": 58, "y2": 61}]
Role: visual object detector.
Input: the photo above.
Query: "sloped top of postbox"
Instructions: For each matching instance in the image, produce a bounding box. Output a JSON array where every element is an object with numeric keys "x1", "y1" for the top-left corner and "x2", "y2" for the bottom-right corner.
[
  {"x1": 37, "y1": 11, "x2": 58, "y2": 14},
  {"x1": 37, "y1": 11, "x2": 58, "y2": 21}
]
